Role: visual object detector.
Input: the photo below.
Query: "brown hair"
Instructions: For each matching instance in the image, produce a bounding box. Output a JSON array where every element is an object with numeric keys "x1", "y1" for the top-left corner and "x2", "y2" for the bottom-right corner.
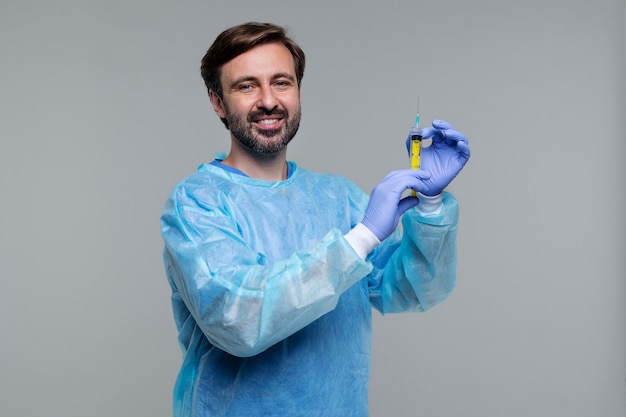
[{"x1": 201, "y1": 22, "x2": 305, "y2": 100}]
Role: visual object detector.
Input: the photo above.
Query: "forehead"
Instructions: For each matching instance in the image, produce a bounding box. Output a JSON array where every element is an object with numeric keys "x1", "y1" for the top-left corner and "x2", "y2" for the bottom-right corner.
[{"x1": 220, "y1": 42, "x2": 296, "y2": 83}]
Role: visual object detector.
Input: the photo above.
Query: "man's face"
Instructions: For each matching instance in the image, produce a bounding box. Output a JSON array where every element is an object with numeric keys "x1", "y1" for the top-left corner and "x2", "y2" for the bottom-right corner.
[{"x1": 211, "y1": 42, "x2": 301, "y2": 155}]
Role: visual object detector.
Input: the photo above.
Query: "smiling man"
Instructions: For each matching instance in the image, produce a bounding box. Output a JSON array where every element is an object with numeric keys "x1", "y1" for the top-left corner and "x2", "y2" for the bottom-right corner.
[{"x1": 160, "y1": 22, "x2": 470, "y2": 417}]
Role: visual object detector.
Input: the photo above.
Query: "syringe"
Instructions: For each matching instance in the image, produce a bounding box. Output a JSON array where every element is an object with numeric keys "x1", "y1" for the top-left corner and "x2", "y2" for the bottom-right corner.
[{"x1": 410, "y1": 102, "x2": 422, "y2": 197}]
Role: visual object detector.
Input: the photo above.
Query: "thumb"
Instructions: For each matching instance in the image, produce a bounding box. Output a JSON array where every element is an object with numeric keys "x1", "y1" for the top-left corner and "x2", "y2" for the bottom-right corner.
[{"x1": 397, "y1": 196, "x2": 419, "y2": 216}]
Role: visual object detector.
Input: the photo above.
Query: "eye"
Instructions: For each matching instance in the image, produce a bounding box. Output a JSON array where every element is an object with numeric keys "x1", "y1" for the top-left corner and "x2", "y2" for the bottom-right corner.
[
  {"x1": 274, "y1": 79, "x2": 293, "y2": 90},
  {"x1": 238, "y1": 83, "x2": 255, "y2": 93}
]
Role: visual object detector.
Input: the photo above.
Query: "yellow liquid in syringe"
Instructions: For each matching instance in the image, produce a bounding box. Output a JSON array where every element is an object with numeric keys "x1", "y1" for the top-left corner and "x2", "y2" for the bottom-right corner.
[{"x1": 410, "y1": 113, "x2": 422, "y2": 197}]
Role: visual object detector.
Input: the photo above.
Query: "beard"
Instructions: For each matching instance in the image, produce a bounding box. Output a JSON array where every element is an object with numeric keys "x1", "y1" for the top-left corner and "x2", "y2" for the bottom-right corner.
[{"x1": 225, "y1": 106, "x2": 301, "y2": 155}]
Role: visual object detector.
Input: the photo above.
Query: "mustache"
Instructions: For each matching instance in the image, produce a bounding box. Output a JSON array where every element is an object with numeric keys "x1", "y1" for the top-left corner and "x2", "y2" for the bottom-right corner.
[{"x1": 247, "y1": 108, "x2": 288, "y2": 121}]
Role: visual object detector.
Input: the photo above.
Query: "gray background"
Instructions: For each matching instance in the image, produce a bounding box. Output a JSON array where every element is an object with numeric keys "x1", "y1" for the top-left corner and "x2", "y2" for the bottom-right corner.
[{"x1": 1, "y1": 0, "x2": 624, "y2": 416}]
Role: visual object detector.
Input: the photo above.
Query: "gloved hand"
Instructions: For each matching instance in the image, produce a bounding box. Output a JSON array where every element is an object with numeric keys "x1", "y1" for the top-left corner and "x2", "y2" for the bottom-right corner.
[
  {"x1": 405, "y1": 119, "x2": 470, "y2": 196},
  {"x1": 361, "y1": 170, "x2": 432, "y2": 241}
]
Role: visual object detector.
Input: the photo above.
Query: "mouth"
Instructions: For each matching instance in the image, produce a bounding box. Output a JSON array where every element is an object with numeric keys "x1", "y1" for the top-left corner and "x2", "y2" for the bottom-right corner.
[
  {"x1": 252, "y1": 117, "x2": 283, "y2": 130},
  {"x1": 249, "y1": 108, "x2": 288, "y2": 131}
]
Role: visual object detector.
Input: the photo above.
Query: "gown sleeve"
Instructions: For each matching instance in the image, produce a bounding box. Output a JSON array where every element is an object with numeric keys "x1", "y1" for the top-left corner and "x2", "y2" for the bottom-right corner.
[
  {"x1": 161, "y1": 183, "x2": 373, "y2": 358},
  {"x1": 367, "y1": 192, "x2": 459, "y2": 314}
]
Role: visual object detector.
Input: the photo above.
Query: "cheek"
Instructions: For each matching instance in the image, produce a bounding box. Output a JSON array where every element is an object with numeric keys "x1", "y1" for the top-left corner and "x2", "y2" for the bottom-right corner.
[
  {"x1": 223, "y1": 98, "x2": 254, "y2": 118},
  {"x1": 283, "y1": 94, "x2": 301, "y2": 113}
]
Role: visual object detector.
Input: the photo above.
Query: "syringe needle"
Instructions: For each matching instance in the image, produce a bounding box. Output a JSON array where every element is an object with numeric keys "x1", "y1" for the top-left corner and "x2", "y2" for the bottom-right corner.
[{"x1": 415, "y1": 96, "x2": 420, "y2": 128}]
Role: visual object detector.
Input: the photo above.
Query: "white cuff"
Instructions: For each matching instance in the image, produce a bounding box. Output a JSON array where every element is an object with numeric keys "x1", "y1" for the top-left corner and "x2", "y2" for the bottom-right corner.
[
  {"x1": 344, "y1": 223, "x2": 380, "y2": 259},
  {"x1": 415, "y1": 192, "x2": 443, "y2": 216}
]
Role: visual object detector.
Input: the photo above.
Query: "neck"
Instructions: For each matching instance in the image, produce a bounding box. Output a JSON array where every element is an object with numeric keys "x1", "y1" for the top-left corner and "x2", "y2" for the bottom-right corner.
[{"x1": 222, "y1": 142, "x2": 288, "y2": 181}]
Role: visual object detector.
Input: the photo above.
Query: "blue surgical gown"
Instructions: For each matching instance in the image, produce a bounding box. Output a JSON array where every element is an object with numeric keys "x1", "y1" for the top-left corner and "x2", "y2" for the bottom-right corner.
[{"x1": 160, "y1": 161, "x2": 459, "y2": 417}]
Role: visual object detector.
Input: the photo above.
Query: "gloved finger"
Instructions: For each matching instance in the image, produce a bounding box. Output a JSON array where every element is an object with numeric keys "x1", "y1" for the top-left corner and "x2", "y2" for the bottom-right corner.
[
  {"x1": 378, "y1": 170, "x2": 431, "y2": 197},
  {"x1": 420, "y1": 120, "x2": 456, "y2": 143},
  {"x1": 432, "y1": 119, "x2": 455, "y2": 130},
  {"x1": 441, "y1": 129, "x2": 468, "y2": 147},
  {"x1": 419, "y1": 127, "x2": 441, "y2": 141},
  {"x1": 402, "y1": 171, "x2": 434, "y2": 195},
  {"x1": 381, "y1": 169, "x2": 431, "y2": 183},
  {"x1": 399, "y1": 170, "x2": 432, "y2": 187},
  {"x1": 421, "y1": 129, "x2": 468, "y2": 149},
  {"x1": 397, "y1": 196, "x2": 419, "y2": 216},
  {"x1": 456, "y1": 140, "x2": 471, "y2": 160}
]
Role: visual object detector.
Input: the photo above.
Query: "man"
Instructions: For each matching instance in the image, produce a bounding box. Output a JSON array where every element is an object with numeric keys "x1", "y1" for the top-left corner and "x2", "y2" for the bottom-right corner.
[{"x1": 161, "y1": 22, "x2": 470, "y2": 417}]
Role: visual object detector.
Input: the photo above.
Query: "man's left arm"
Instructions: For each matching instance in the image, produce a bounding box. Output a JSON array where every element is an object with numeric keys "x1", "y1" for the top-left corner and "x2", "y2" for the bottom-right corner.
[
  {"x1": 354, "y1": 119, "x2": 470, "y2": 313},
  {"x1": 367, "y1": 192, "x2": 459, "y2": 314}
]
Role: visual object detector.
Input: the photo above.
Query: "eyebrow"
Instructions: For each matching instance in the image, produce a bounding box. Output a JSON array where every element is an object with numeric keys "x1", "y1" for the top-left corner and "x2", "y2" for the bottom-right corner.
[{"x1": 272, "y1": 72, "x2": 297, "y2": 82}]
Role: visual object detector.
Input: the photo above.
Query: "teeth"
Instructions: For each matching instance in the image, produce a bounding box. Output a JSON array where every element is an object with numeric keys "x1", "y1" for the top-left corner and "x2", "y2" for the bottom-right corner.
[{"x1": 258, "y1": 119, "x2": 278, "y2": 124}]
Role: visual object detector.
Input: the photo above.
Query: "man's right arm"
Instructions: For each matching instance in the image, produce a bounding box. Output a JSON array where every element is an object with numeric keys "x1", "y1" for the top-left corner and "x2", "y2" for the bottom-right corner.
[{"x1": 160, "y1": 187, "x2": 372, "y2": 358}]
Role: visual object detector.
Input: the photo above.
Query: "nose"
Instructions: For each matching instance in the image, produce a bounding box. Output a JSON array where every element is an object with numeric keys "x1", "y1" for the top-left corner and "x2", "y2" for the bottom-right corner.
[{"x1": 256, "y1": 85, "x2": 278, "y2": 111}]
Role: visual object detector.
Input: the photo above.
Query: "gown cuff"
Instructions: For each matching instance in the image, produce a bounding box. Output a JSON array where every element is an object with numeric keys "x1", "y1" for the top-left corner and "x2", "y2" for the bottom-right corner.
[
  {"x1": 344, "y1": 223, "x2": 380, "y2": 259},
  {"x1": 415, "y1": 192, "x2": 443, "y2": 216}
]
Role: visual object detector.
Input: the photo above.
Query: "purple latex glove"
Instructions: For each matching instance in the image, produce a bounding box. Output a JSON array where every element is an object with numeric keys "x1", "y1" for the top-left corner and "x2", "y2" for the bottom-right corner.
[
  {"x1": 361, "y1": 170, "x2": 432, "y2": 241},
  {"x1": 405, "y1": 119, "x2": 470, "y2": 196}
]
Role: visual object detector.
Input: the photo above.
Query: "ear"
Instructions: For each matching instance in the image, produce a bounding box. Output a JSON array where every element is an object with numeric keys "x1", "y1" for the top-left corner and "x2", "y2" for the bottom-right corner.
[{"x1": 209, "y1": 90, "x2": 227, "y2": 118}]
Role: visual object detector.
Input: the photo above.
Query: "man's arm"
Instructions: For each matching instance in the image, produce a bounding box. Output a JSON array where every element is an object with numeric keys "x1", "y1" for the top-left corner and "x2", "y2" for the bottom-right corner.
[
  {"x1": 161, "y1": 189, "x2": 372, "y2": 358},
  {"x1": 356, "y1": 119, "x2": 469, "y2": 313},
  {"x1": 367, "y1": 192, "x2": 459, "y2": 314}
]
